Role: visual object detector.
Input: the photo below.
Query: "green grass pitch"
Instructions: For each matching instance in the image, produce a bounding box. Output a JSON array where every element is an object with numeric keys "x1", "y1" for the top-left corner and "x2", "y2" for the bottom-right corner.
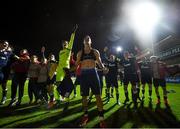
[{"x1": 0, "y1": 80, "x2": 180, "y2": 128}]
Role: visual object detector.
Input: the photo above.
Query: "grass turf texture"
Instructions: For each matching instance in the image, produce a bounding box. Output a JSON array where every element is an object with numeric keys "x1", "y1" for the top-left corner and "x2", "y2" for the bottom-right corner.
[{"x1": 0, "y1": 80, "x2": 180, "y2": 128}]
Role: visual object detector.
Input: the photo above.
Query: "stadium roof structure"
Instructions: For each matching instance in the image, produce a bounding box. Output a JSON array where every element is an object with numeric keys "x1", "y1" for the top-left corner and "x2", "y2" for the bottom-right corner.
[{"x1": 154, "y1": 35, "x2": 180, "y2": 65}]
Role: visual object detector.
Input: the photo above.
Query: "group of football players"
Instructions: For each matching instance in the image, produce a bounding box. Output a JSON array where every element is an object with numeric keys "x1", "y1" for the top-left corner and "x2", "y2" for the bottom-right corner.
[{"x1": 0, "y1": 25, "x2": 170, "y2": 128}]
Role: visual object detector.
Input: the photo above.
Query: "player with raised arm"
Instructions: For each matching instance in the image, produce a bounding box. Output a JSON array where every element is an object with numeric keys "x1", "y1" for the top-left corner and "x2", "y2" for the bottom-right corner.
[{"x1": 55, "y1": 25, "x2": 78, "y2": 110}]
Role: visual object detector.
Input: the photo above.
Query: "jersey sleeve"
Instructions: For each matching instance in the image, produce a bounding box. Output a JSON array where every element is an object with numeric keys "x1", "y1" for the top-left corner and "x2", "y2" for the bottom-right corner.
[{"x1": 68, "y1": 32, "x2": 76, "y2": 50}]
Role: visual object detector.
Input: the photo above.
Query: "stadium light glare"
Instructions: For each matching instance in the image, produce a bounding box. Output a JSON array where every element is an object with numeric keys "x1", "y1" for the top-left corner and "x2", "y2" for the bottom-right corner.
[
  {"x1": 129, "y1": 1, "x2": 161, "y2": 34},
  {"x1": 123, "y1": 1, "x2": 162, "y2": 55},
  {"x1": 116, "y1": 46, "x2": 123, "y2": 52}
]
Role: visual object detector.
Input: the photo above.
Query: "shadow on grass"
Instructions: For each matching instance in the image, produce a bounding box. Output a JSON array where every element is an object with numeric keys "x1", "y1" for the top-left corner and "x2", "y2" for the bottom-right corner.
[
  {"x1": 56, "y1": 102, "x2": 118, "y2": 128},
  {"x1": 0, "y1": 103, "x2": 44, "y2": 119},
  {"x1": 102, "y1": 101, "x2": 180, "y2": 128},
  {"x1": 1, "y1": 99, "x2": 180, "y2": 128},
  {"x1": 11, "y1": 101, "x2": 97, "y2": 128},
  {"x1": 0, "y1": 98, "x2": 82, "y2": 119},
  {"x1": 0, "y1": 112, "x2": 49, "y2": 127},
  {"x1": 154, "y1": 103, "x2": 180, "y2": 127},
  {"x1": 11, "y1": 100, "x2": 117, "y2": 128}
]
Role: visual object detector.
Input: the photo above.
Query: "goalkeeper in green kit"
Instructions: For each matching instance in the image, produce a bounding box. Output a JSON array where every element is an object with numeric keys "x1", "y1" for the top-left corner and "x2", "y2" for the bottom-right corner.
[{"x1": 55, "y1": 24, "x2": 78, "y2": 109}]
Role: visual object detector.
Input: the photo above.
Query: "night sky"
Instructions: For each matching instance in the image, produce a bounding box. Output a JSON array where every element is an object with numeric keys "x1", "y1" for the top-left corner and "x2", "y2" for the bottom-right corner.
[{"x1": 0, "y1": 0, "x2": 180, "y2": 57}]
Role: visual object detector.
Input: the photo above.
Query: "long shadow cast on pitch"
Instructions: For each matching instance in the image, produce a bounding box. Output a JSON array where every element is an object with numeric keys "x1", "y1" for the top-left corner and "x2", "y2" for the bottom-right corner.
[{"x1": 101, "y1": 101, "x2": 180, "y2": 128}]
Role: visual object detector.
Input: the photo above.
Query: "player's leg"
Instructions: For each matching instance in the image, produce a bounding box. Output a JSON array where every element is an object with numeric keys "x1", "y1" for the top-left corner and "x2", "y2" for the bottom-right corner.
[
  {"x1": 42, "y1": 83, "x2": 48, "y2": 102},
  {"x1": 109, "y1": 75, "x2": 114, "y2": 98},
  {"x1": 9, "y1": 74, "x2": 18, "y2": 106},
  {"x1": 148, "y1": 83, "x2": 152, "y2": 101},
  {"x1": 141, "y1": 83, "x2": 145, "y2": 100},
  {"x1": 98, "y1": 71, "x2": 104, "y2": 96},
  {"x1": 1, "y1": 82, "x2": 8, "y2": 105},
  {"x1": 131, "y1": 83, "x2": 138, "y2": 110},
  {"x1": 136, "y1": 76, "x2": 141, "y2": 101},
  {"x1": 104, "y1": 75, "x2": 109, "y2": 98},
  {"x1": 91, "y1": 70, "x2": 106, "y2": 128},
  {"x1": 73, "y1": 84, "x2": 77, "y2": 98},
  {"x1": 49, "y1": 76, "x2": 56, "y2": 102},
  {"x1": 55, "y1": 67, "x2": 65, "y2": 103},
  {"x1": 38, "y1": 83, "x2": 45, "y2": 104},
  {"x1": 1, "y1": 67, "x2": 10, "y2": 105},
  {"x1": 0, "y1": 72, "x2": 6, "y2": 105},
  {"x1": 79, "y1": 71, "x2": 89, "y2": 127},
  {"x1": 17, "y1": 74, "x2": 27, "y2": 106},
  {"x1": 111, "y1": 86, "x2": 114, "y2": 98},
  {"x1": 28, "y1": 79, "x2": 33, "y2": 104},
  {"x1": 105, "y1": 84, "x2": 110, "y2": 103},
  {"x1": 49, "y1": 84, "x2": 55, "y2": 102},
  {"x1": 161, "y1": 79, "x2": 168, "y2": 105},
  {"x1": 113, "y1": 77, "x2": 120, "y2": 105},
  {"x1": 1, "y1": 83, "x2": 8, "y2": 105},
  {"x1": 47, "y1": 84, "x2": 56, "y2": 108},
  {"x1": 62, "y1": 75, "x2": 75, "y2": 110},
  {"x1": 153, "y1": 79, "x2": 160, "y2": 104},
  {"x1": 130, "y1": 74, "x2": 138, "y2": 109},
  {"x1": 141, "y1": 76, "x2": 146, "y2": 100},
  {"x1": 123, "y1": 76, "x2": 129, "y2": 104},
  {"x1": 80, "y1": 96, "x2": 89, "y2": 127},
  {"x1": 0, "y1": 72, "x2": 5, "y2": 104},
  {"x1": 46, "y1": 76, "x2": 56, "y2": 108},
  {"x1": 105, "y1": 77, "x2": 111, "y2": 103},
  {"x1": 95, "y1": 94, "x2": 106, "y2": 128},
  {"x1": 88, "y1": 90, "x2": 93, "y2": 104},
  {"x1": 115, "y1": 85, "x2": 120, "y2": 105},
  {"x1": 147, "y1": 76, "x2": 153, "y2": 101}
]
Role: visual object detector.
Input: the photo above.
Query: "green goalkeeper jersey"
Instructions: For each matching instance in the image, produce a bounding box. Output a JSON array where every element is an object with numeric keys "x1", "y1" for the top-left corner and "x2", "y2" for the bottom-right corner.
[{"x1": 56, "y1": 32, "x2": 75, "y2": 82}]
